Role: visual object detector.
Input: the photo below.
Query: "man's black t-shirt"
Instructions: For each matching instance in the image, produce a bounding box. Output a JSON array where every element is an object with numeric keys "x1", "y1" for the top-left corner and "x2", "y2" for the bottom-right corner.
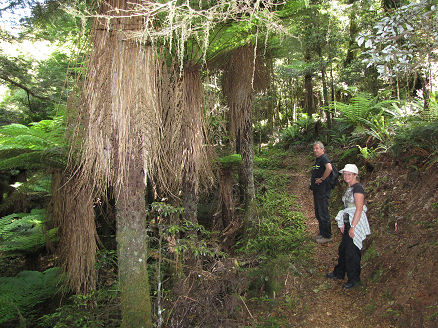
[{"x1": 311, "y1": 154, "x2": 330, "y2": 191}]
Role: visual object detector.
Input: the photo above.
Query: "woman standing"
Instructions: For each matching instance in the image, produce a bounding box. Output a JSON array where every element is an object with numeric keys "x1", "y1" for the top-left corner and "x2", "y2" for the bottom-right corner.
[{"x1": 325, "y1": 164, "x2": 371, "y2": 289}]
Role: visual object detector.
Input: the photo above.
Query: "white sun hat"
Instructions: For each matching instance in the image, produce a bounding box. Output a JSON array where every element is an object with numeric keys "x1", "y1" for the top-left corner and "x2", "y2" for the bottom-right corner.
[{"x1": 339, "y1": 164, "x2": 359, "y2": 174}]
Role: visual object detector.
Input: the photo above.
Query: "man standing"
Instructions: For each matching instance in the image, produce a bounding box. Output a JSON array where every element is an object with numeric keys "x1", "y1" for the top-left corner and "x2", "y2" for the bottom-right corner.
[{"x1": 311, "y1": 141, "x2": 333, "y2": 244}]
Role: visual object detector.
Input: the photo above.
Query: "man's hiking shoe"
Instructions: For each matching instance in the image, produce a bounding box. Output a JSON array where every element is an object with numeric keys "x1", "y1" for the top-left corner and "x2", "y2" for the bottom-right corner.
[
  {"x1": 326, "y1": 272, "x2": 343, "y2": 280},
  {"x1": 314, "y1": 234, "x2": 322, "y2": 241},
  {"x1": 316, "y1": 236, "x2": 332, "y2": 244},
  {"x1": 343, "y1": 281, "x2": 361, "y2": 289}
]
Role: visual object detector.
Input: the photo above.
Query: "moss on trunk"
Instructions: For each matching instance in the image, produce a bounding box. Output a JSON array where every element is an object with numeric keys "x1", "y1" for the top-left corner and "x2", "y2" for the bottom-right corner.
[{"x1": 116, "y1": 160, "x2": 152, "y2": 328}]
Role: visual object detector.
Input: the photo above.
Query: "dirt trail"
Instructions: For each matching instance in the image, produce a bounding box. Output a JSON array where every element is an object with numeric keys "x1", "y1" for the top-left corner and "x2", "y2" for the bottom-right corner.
[{"x1": 284, "y1": 151, "x2": 390, "y2": 328}]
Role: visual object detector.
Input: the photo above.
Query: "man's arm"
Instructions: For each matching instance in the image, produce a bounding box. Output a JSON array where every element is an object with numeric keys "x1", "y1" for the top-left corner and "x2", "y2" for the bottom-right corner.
[{"x1": 315, "y1": 163, "x2": 333, "y2": 184}]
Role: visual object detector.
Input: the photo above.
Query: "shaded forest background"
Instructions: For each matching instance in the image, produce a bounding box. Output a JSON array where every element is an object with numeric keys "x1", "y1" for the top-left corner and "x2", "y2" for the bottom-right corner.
[{"x1": 0, "y1": 0, "x2": 437, "y2": 327}]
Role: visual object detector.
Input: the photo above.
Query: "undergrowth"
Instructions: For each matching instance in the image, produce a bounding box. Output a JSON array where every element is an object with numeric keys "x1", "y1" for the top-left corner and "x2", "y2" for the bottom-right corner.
[
  {"x1": 254, "y1": 147, "x2": 289, "y2": 170},
  {"x1": 236, "y1": 146, "x2": 311, "y2": 301},
  {"x1": 236, "y1": 190, "x2": 306, "y2": 258},
  {"x1": 0, "y1": 209, "x2": 58, "y2": 257},
  {"x1": 38, "y1": 288, "x2": 120, "y2": 328},
  {"x1": 391, "y1": 120, "x2": 438, "y2": 167},
  {"x1": 0, "y1": 267, "x2": 61, "y2": 326}
]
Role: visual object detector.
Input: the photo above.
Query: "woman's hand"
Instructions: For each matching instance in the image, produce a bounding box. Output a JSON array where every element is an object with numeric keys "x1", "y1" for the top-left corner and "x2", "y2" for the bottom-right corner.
[
  {"x1": 340, "y1": 226, "x2": 344, "y2": 234},
  {"x1": 349, "y1": 227, "x2": 355, "y2": 238}
]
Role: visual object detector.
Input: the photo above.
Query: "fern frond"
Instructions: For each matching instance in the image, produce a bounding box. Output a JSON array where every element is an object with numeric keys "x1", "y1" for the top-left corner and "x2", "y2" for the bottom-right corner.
[
  {"x1": 0, "y1": 150, "x2": 66, "y2": 170},
  {"x1": 0, "y1": 209, "x2": 58, "y2": 256},
  {"x1": 0, "y1": 119, "x2": 67, "y2": 170},
  {"x1": 334, "y1": 94, "x2": 395, "y2": 126},
  {"x1": 0, "y1": 267, "x2": 61, "y2": 324},
  {"x1": 0, "y1": 124, "x2": 30, "y2": 137},
  {"x1": 0, "y1": 135, "x2": 55, "y2": 151}
]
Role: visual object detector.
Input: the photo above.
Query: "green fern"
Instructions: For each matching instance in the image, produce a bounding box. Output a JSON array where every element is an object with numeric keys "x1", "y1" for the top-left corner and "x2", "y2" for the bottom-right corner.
[
  {"x1": 391, "y1": 120, "x2": 438, "y2": 165},
  {"x1": 332, "y1": 94, "x2": 394, "y2": 128},
  {"x1": 0, "y1": 267, "x2": 61, "y2": 324},
  {"x1": 0, "y1": 209, "x2": 58, "y2": 257},
  {"x1": 218, "y1": 153, "x2": 242, "y2": 168},
  {"x1": 0, "y1": 118, "x2": 67, "y2": 170}
]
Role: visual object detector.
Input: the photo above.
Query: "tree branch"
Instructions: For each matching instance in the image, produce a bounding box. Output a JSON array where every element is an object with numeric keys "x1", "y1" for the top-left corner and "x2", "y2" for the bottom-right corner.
[{"x1": 0, "y1": 75, "x2": 55, "y2": 103}]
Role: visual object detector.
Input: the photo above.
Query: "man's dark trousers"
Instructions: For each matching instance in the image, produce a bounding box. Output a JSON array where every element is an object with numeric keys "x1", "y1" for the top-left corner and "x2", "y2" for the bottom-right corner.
[{"x1": 313, "y1": 182, "x2": 331, "y2": 238}]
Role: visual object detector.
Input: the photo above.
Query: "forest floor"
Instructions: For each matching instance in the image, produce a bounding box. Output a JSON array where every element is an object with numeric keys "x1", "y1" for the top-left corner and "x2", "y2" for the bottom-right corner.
[{"x1": 274, "y1": 151, "x2": 392, "y2": 328}]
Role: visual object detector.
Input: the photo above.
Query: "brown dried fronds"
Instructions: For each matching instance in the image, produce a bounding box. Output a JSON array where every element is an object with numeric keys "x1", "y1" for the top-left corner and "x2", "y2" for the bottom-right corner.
[
  {"x1": 165, "y1": 260, "x2": 249, "y2": 327},
  {"x1": 181, "y1": 66, "x2": 214, "y2": 191},
  {"x1": 150, "y1": 63, "x2": 215, "y2": 201},
  {"x1": 69, "y1": 3, "x2": 161, "y2": 198},
  {"x1": 51, "y1": 169, "x2": 97, "y2": 294},
  {"x1": 223, "y1": 44, "x2": 255, "y2": 143}
]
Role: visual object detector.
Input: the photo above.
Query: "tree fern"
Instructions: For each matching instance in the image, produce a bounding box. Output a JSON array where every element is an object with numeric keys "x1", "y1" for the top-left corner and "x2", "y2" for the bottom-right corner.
[
  {"x1": 0, "y1": 209, "x2": 58, "y2": 257},
  {"x1": 0, "y1": 118, "x2": 67, "y2": 170},
  {"x1": 332, "y1": 94, "x2": 394, "y2": 128}
]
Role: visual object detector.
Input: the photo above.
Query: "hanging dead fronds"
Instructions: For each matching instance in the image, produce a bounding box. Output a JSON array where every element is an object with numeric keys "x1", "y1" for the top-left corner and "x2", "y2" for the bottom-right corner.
[
  {"x1": 66, "y1": 2, "x2": 218, "y2": 219},
  {"x1": 50, "y1": 169, "x2": 97, "y2": 294},
  {"x1": 222, "y1": 44, "x2": 260, "y2": 209},
  {"x1": 148, "y1": 63, "x2": 214, "y2": 203},
  {"x1": 181, "y1": 66, "x2": 211, "y2": 191},
  {"x1": 69, "y1": 1, "x2": 161, "y2": 198},
  {"x1": 66, "y1": 0, "x2": 280, "y2": 200},
  {"x1": 223, "y1": 44, "x2": 256, "y2": 144}
]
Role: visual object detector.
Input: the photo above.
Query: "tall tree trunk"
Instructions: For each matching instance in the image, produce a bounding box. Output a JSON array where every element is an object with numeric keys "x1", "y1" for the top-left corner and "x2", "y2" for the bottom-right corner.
[
  {"x1": 288, "y1": 78, "x2": 296, "y2": 124},
  {"x1": 304, "y1": 73, "x2": 314, "y2": 115},
  {"x1": 110, "y1": 39, "x2": 153, "y2": 328},
  {"x1": 223, "y1": 45, "x2": 255, "y2": 215},
  {"x1": 422, "y1": 70, "x2": 431, "y2": 119},
  {"x1": 344, "y1": 1, "x2": 359, "y2": 68},
  {"x1": 116, "y1": 157, "x2": 152, "y2": 328},
  {"x1": 304, "y1": 46, "x2": 314, "y2": 115},
  {"x1": 71, "y1": 0, "x2": 155, "y2": 325},
  {"x1": 238, "y1": 110, "x2": 255, "y2": 208},
  {"x1": 321, "y1": 64, "x2": 328, "y2": 108},
  {"x1": 328, "y1": 56, "x2": 335, "y2": 126}
]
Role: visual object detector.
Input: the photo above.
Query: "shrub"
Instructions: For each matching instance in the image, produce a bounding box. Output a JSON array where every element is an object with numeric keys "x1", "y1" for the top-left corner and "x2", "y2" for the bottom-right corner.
[
  {"x1": 254, "y1": 147, "x2": 288, "y2": 170},
  {"x1": 390, "y1": 120, "x2": 438, "y2": 166},
  {"x1": 236, "y1": 190, "x2": 307, "y2": 258},
  {"x1": 38, "y1": 288, "x2": 121, "y2": 328},
  {"x1": 279, "y1": 114, "x2": 319, "y2": 149}
]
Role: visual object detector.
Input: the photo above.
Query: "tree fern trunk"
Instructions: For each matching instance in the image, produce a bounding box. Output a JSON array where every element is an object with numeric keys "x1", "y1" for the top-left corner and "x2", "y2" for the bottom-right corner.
[
  {"x1": 223, "y1": 45, "x2": 256, "y2": 216},
  {"x1": 304, "y1": 72, "x2": 314, "y2": 115},
  {"x1": 116, "y1": 158, "x2": 152, "y2": 328}
]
